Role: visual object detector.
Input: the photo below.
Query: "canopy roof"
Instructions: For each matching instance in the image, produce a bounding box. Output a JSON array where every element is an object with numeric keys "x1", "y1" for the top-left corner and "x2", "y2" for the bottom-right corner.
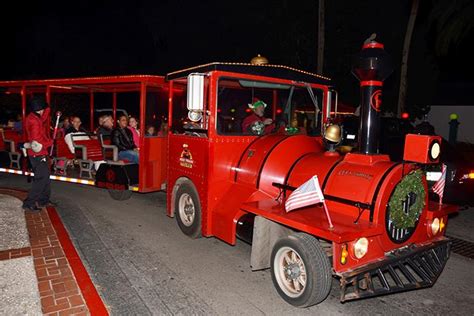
[{"x1": 166, "y1": 62, "x2": 332, "y2": 85}]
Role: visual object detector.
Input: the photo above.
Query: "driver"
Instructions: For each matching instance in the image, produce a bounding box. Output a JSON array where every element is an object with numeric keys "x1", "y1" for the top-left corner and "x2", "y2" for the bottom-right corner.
[{"x1": 242, "y1": 100, "x2": 274, "y2": 135}]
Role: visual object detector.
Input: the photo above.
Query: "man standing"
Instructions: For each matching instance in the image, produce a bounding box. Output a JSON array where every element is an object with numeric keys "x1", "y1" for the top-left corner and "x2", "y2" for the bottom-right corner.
[
  {"x1": 242, "y1": 100, "x2": 274, "y2": 135},
  {"x1": 23, "y1": 97, "x2": 53, "y2": 212}
]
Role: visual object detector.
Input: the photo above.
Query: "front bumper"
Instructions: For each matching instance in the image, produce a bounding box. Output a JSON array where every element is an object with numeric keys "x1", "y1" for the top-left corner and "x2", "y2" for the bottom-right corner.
[{"x1": 340, "y1": 239, "x2": 450, "y2": 302}]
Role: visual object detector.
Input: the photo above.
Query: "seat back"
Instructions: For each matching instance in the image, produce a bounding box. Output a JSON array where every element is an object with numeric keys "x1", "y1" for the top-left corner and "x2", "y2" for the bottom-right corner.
[
  {"x1": 54, "y1": 138, "x2": 75, "y2": 159},
  {"x1": 74, "y1": 138, "x2": 104, "y2": 161},
  {"x1": 99, "y1": 134, "x2": 118, "y2": 161},
  {"x1": 2, "y1": 129, "x2": 21, "y2": 153}
]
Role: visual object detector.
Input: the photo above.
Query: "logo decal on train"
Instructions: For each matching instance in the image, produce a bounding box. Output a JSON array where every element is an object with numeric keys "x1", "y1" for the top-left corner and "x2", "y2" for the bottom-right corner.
[{"x1": 179, "y1": 144, "x2": 194, "y2": 168}]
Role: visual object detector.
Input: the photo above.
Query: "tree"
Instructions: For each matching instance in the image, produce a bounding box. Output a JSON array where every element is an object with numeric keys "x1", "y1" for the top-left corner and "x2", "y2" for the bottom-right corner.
[
  {"x1": 397, "y1": 0, "x2": 419, "y2": 116},
  {"x1": 428, "y1": 0, "x2": 474, "y2": 57}
]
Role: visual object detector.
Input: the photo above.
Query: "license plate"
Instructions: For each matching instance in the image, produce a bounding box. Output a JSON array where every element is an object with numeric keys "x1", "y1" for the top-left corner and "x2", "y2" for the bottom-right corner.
[
  {"x1": 347, "y1": 134, "x2": 355, "y2": 140},
  {"x1": 426, "y1": 171, "x2": 442, "y2": 181}
]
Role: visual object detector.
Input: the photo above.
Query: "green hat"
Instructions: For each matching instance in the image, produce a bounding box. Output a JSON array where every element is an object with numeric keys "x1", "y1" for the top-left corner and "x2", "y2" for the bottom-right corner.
[{"x1": 248, "y1": 100, "x2": 267, "y2": 109}]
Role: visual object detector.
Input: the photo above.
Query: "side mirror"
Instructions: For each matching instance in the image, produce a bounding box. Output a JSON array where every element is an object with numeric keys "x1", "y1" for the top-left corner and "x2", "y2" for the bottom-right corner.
[{"x1": 187, "y1": 73, "x2": 205, "y2": 122}]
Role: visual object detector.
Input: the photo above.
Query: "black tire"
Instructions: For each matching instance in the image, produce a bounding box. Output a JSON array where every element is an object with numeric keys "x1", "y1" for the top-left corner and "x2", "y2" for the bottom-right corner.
[
  {"x1": 108, "y1": 189, "x2": 132, "y2": 201},
  {"x1": 175, "y1": 181, "x2": 202, "y2": 238},
  {"x1": 270, "y1": 233, "x2": 332, "y2": 307}
]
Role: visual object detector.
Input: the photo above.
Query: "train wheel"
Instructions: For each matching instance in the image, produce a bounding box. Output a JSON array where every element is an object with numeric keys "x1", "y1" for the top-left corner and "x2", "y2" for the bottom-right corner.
[
  {"x1": 108, "y1": 189, "x2": 132, "y2": 201},
  {"x1": 175, "y1": 181, "x2": 201, "y2": 238},
  {"x1": 271, "y1": 233, "x2": 331, "y2": 307}
]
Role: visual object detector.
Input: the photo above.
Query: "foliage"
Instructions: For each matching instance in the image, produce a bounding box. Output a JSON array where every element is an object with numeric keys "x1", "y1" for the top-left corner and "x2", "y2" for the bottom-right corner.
[
  {"x1": 388, "y1": 169, "x2": 425, "y2": 229},
  {"x1": 428, "y1": 0, "x2": 474, "y2": 56}
]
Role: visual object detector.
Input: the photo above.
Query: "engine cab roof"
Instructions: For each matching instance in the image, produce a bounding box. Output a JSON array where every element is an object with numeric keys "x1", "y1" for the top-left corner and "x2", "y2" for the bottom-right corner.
[{"x1": 166, "y1": 62, "x2": 332, "y2": 85}]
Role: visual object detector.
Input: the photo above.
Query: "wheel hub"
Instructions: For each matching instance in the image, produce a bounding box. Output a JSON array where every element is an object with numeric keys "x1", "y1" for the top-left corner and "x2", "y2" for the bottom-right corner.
[{"x1": 285, "y1": 263, "x2": 301, "y2": 280}]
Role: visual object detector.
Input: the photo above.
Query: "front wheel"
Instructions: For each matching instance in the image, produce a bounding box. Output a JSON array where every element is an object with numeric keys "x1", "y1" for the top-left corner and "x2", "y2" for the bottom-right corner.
[
  {"x1": 175, "y1": 181, "x2": 201, "y2": 238},
  {"x1": 271, "y1": 233, "x2": 332, "y2": 307}
]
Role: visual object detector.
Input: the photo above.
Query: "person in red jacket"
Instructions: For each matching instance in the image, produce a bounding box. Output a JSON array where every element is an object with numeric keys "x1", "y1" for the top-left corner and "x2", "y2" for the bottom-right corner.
[
  {"x1": 22, "y1": 97, "x2": 53, "y2": 212},
  {"x1": 241, "y1": 100, "x2": 274, "y2": 135}
]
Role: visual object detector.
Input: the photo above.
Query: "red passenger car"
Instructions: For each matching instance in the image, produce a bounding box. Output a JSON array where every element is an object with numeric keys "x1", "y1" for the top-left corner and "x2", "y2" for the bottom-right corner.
[{"x1": 0, "y1": 75, "x2": 169, "y2": 199}]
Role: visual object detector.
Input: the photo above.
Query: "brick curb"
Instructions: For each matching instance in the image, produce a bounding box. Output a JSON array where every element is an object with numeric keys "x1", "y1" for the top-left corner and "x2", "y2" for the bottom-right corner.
[{"x1": 0, "y1": 188, "x2": 108, "y2": 315}]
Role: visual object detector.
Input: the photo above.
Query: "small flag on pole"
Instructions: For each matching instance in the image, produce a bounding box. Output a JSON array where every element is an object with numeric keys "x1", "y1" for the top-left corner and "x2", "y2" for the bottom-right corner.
[
  {"x1": 285, "y1": 176, "x2": 333, "y2": 228},
  {"x1": 432, "y1": 164, "x2": 447, "y2": 204}
]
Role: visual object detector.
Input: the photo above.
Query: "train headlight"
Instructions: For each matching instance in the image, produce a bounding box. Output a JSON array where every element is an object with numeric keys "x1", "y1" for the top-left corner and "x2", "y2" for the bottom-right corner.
[
  {"x1": 353, "y1": 237, "x2": 369, "y2": 259},
  {"x1": 431, "y1": 218, "x2": 440, "y2": 235},
  {"x1": 429, "y1": 141, "x2": 441, "y2": 161}
]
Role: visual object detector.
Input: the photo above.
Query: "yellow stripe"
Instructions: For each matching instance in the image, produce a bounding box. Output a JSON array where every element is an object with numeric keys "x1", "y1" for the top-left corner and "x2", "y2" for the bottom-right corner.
[{"x1": 1, "y1": 168, "x2": 101, "y2": 187}]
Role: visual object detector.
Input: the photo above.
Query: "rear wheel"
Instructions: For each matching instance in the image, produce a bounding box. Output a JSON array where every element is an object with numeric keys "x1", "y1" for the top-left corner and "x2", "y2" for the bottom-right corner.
[
  {"x1": 175, "y1": 181, "x2": 201, "y2": 238},
  {"x1": 271, "y1": 233, "x2": 331, "y2": 307},
  {"x1": 108, "y1": 189, "x2": 132, "y2": 201}
]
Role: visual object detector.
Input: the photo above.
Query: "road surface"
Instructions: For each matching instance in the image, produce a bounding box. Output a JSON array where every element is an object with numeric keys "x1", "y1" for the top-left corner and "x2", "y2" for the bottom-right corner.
[{"x1": 1, "y1": 173, "x2": 473, "y2": 315}]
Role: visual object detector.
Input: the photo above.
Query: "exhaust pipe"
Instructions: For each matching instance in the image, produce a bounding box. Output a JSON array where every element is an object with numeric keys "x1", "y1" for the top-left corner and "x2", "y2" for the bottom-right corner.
[{"x1": 352, "y1": 40, "x2": 393, "y2": 155}]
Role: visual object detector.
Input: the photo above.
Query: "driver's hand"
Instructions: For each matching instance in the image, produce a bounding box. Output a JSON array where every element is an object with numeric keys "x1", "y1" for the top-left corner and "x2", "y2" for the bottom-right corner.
[{"x1": 263, "y1": 118, "x2": 273, "y2": 125}]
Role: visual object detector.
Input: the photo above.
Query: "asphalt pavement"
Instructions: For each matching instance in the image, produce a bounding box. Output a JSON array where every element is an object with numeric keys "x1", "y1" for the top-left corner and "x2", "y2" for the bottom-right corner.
[{"x1": 1, "y1": 173, "x2": 474, "y2": 315}]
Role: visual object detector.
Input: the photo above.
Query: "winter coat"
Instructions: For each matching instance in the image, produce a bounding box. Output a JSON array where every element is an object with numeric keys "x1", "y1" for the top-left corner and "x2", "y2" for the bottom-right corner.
[
  {"x1": 24, "y1": 107, "x2": 53, "y2": 156},
  {"x1": 111, "y1": 127, "x2": 136, "y2": 151}
]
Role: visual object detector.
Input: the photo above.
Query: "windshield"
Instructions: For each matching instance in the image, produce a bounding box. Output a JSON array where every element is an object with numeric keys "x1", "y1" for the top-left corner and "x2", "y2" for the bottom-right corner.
[{"x1": 216, "y1": 77, "x2": 323, "y2": 136}]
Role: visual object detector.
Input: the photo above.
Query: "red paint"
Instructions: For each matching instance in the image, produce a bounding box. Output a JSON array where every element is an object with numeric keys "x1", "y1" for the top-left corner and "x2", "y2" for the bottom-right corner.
[
  {"x1": 370, "y1": 89, "x2": 382, "y2": 112},
  {"x1": 404, "y1": 134, "x2": 442, "y2": 164},
  {"x1": 360, "y1": 80, "x2": 383, "y2": 87},
  {"x1": 47, "y1": 207, "x2": 109, "y2": 316},
  {"x1": 362, "y1": 42, "x2": 384, "y2": 49}
]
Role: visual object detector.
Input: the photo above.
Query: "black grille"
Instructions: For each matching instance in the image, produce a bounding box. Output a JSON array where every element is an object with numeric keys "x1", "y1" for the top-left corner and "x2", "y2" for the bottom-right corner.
[{"x1": 340, "y1": 239, "x2": 450, "y2": 302}]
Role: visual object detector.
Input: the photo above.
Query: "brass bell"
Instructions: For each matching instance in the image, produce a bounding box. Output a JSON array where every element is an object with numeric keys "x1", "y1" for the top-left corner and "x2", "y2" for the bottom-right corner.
[
  {"x1": 324, "y1": 124, "x2": 342, "y2": 143},
  {"x1": 250, "y1": 54, "x2": 269, "y2": 65}
]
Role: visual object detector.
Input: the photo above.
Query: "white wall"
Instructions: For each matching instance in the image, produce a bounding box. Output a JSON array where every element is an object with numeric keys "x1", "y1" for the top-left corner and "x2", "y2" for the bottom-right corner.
[{"x1": 428, "y1": 105, "x2": 474, "y2": 143}]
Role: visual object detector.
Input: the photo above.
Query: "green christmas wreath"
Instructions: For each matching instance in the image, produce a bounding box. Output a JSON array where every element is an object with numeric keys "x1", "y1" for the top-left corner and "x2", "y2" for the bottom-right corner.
[{"x1": 388, "y1": 169, "x2": 425, "y2": 229}]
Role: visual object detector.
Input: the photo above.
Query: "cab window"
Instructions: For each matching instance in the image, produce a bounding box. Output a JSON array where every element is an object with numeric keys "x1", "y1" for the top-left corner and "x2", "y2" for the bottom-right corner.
[{"x1": 216, "y1": 77, "x2": 323, "y2": 136}]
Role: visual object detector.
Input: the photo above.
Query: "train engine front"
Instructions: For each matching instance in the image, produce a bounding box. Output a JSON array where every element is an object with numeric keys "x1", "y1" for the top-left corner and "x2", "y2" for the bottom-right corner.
[{"x1": 239, "y1": 40, "x2": 458, "y2": 306}]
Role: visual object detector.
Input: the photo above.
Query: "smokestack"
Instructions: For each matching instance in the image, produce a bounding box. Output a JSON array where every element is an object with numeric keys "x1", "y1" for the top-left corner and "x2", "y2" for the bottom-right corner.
[{"x1": 352, "y1": 39, "x2": 393, "y2": 155}]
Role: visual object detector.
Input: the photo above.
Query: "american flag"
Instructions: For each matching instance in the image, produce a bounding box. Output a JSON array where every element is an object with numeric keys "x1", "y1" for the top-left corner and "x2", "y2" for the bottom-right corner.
[
  {"x1": 285, "y1": 176, "x2": 325, "y2": 212},
  {"x1": 432, "y1": 164, "x2": 447, "y2": 204}
]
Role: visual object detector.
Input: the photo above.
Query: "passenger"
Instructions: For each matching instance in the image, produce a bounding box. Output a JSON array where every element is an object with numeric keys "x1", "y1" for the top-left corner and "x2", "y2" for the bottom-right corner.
[
  {"x1": 7, "y1": 119, "x2": 15, "y2": 128},
  {"x1": 64, "y1": 116, "x2": 89, "y2": 154},
  {"x1": 112, "y1": 115, "x2": 139, "y2": 164},
  {"x1": 57, "y1": 116, "x2": 70, "y2": 138},
  {"x1": 127, "y1": 116, "x2": 141, "y2": 149},
  {"x1": 96, "y1": 115, "x2": 113, "y2": 141},
  {"x1": 145, "y1": 125, "x2": 156, "y2": 136},
  {"x1": 157, "y1": 121, "x2": 168, "y2": 136},
  {"x1": 242, "y1": 100, "x2": 274, "y2": 135},
  {"x1": 13, "y1": 114, "x2": 22, "y2": 134}
]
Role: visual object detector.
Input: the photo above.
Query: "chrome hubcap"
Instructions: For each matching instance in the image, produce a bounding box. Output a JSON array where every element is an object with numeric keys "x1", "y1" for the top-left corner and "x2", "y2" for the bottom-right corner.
[
  {"x1": 274, "y1": 246, "x2": 307, "y2": 298},
  {"x1": 178, "y1": 193, "x2": 195, "y2": 227}
]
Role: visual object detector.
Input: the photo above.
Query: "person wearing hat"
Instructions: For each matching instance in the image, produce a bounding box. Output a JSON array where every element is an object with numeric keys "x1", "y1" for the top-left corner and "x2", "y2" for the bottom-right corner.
[
  {"x1": 242, "y1": 99, "x2": 275, "y2": 135},
  {"x1": 22, "y1": 97, "x2": 53, "y2": 212}
]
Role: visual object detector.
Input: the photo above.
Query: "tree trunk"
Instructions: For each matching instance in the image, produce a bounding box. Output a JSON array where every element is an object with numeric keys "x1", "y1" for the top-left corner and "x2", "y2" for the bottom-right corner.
[
  {"x1": 397, "y1": 0, "x2": 420, "y2": 116},
  {"x1": 317, "y1": 0, "x2": 325, "y2": 74}
]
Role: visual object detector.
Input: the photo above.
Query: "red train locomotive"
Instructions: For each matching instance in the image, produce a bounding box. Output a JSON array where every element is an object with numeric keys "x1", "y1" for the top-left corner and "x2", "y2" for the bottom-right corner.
[{"x1": 166, "y1": 41, "x2": 457, "y2": 306}]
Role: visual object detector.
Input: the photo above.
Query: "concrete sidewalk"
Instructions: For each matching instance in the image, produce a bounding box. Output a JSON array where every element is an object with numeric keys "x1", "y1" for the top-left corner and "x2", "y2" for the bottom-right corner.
[
  {"x1": 0, "y1": 193, "x2": 41, "y2": 315},
  {"x1": 0, "y1": 189, "x2": 107, "y2": 315}
]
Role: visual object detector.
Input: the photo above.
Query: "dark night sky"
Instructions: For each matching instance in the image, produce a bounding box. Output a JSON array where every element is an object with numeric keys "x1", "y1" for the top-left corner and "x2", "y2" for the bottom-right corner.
[{"x1": 1, "y1": 0, "x2": 473, "y2": 112}]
